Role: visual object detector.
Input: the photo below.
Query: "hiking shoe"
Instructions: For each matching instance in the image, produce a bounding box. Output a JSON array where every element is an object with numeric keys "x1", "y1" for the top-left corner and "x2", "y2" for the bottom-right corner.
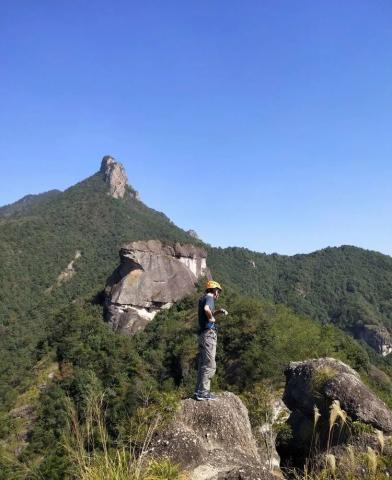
[
  {"x1": 194, "y1": 392, "x2": 208, "y2": 401},
  {"x1": 205, "y1": 392, "x2": 218, "y2": 401}
]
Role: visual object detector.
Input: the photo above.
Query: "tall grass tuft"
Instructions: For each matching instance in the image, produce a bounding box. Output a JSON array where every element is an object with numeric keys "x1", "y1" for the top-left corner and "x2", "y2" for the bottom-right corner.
[
  {"x1": 63, "y1": 384, "x2": 186, "y2": 480},
  {"x1": 325, "y1": 453, "x2": 336, "y2": 478},
  {"x1": 365, "y1": 446, "x2": 378, "y2": 476},
  {"x1": 376, "y1": 430, "x2": 384, "y2": 454},
  {"x1": 346, "y1": 444, "x2": 355, "y2": 468},
  {"x1": 313, "y1": 406, "x2": 321, "y2": 430},
  {"x1": 327, "y1": 400, "x2": 347, "y2": 451}
]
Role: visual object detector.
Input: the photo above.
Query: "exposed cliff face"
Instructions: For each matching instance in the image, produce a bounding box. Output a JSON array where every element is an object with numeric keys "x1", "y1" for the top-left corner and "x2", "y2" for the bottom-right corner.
[
  {"x1": 357, "y1": 324, "x2": 392, "y2": 356},
  {"x1": 100, "y1": 155, "x2": 128, "y2": 199},
  {"x1": 104, "y1": 240, "x2": 209, "y2": 335}
]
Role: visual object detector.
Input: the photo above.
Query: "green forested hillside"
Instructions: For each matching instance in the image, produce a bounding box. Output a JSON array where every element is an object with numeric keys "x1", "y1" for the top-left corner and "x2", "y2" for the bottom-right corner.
[
  {"x1": 0, "y1": 190, "x2": 61, "y2": 217},
  {"x1": 2, "y1": 163, "x2": 392, "y2": 478},
  {"x1": 0, "y1": 169, "x2": 195, "y2": 409},
  {"x1": 2, "y1": 163, "x2": 392, "y2": 410},
  {"x1": 208, "y1": 245, "x2": 392, "y2": 333},
  {"x1": 4, "y1": 289, "x2": 391, "y2": 479}
]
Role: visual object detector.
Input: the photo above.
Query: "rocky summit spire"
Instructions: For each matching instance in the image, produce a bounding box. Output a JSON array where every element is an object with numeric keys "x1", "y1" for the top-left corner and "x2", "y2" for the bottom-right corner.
[{"x1": 100, "y1": 155, "x2": 128, "y2": 199}]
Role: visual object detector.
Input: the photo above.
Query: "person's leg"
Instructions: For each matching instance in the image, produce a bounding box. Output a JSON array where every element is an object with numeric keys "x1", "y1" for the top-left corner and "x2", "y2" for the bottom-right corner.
[
  {"x1": 205, "y1": 332, "x2": 217, "y2": 391},
  {"x1": 199, "y1": 331, "x2": 217, "y2": 395},
  {"x1": 194, "y1": 334, "x2": 204, "y2": 395}
]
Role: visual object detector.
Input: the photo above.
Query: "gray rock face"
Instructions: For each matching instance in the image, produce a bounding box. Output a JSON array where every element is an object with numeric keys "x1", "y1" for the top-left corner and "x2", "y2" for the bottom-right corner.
[
  {"x1": 358, "y1": 324, "x2": 392, "y2": 356},
  {"x1": 280, "y1": 357, "x2": 392, "y2": 471},
  {"x1": 100, "y1": 155, "x2": 128, "y2": 199},
  {"x1": 149, "y1": 392, "x2": 276, "y2": 480},
  {"x1": 283, "y1": 357, "x2": 392, "y2": 433},
  {"x1": 105, "y1": 240, "x2": 209, "y2": 335},
  {"x1": 257, "y1": 398, "x2": 289, "y2": 471}
]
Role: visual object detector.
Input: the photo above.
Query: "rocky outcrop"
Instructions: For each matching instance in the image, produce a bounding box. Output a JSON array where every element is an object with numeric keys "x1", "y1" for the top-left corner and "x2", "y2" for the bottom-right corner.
[
  {"x1": 100, "y1": 155, "x2": 128, "y2": 199},
  {"x1": 104, "y1": 240, "x2": 209, "y2": 335},
  {"x1": 357, "y1": 324, "x2": 392, "y2": 356},
  {"x1": 149, "y1": 392, "x2": 276, "y2": 480},
  {"x1": 281, "y1": 356, "x2": 392, "y2": 476},
  {"x1": 283, "y1": 357, "x2": 392, "y2": 433},
  {"x1": 9, "y1": 404, "x2": 37, "y2": 455},
  {"x1": 279, "y1": 357, "x2": 392, "y2": 470}
]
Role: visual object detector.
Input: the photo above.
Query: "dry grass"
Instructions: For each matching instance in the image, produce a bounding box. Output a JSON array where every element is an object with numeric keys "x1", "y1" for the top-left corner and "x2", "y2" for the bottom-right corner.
[
  {"x1": 365, "y1": 447, "x2": 378, "y2": 476},
  {"x1": 376, "y1": 430, "x2": 384, "y2": 454},
  {"x1": 327, "y1": 400, "x2": 347, "y2": 451},
  {"x1": 324, "y1": 453, "x2": 336, "y2": 478},
  {"x1": 292, "y1": 399, "x2": 389, "y2": 480},
  {"x1": 63, "y1": 386, "x2": 187, "y2": 480}
]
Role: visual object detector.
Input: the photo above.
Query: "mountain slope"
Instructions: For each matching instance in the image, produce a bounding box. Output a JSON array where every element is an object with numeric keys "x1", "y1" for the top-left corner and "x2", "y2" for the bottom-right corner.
[
  {"x1": 2, "y1": 156, "x2": 392, "y2": 478},
  {"x1": 2, "y1": 156, "x2": 392, "y2": 408},
  {"x1": 208, "y1": 245, "x2": 392, "y2": 346},
  {"x1": 0, "y1": 163, "x2": 196, "y2": 408},
  {"x1": 10, "y1": 291, "x2": 392, "y2": 479},
  {"x1": 0, "y1": 190, "x2": 61, "y2": 217}
]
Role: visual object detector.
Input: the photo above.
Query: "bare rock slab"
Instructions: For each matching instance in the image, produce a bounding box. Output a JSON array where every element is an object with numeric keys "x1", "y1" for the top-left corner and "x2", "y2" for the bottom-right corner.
[{"x1": 149, "y1": 392, "x2": 276, "y2": 480}]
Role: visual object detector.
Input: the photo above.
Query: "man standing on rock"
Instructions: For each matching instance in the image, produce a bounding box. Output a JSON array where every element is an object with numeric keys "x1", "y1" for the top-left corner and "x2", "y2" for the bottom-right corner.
[{"x1": 194, "y1": 280, "x2": 228, "y2": 401}]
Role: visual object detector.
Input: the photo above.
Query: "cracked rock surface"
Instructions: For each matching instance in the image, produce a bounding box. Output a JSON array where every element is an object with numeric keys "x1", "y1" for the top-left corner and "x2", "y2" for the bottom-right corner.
[
  {"x1": 104, "y1": 240, "x2": 209, "y2": 335},
  {"x1": 149, "y1": 392, "x2": 276, "y2": 480},
  {"x1": 283, "y1": 357, "x2": 392, "y2": 433}
]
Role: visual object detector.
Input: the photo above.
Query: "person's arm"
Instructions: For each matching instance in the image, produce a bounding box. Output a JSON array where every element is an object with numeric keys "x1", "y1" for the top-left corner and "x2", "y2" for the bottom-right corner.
[{"x1": 204, "y1": 304, "x2": 216, "y2": 323}]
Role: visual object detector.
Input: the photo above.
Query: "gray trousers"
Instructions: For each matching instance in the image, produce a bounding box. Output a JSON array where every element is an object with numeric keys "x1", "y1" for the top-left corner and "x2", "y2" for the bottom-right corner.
[{"x1": 195, "y1": 329, "x2": 217, "y2": 394}]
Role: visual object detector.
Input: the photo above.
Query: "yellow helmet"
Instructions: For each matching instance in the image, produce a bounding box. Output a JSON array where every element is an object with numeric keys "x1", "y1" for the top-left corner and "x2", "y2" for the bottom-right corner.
[{"x1": 206, "y1": 280, "x2": 222, "y2": 291}]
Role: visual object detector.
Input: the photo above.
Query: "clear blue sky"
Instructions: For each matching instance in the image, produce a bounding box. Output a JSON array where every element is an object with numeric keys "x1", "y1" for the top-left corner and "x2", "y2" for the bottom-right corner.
[{"x1": 1, "y1": 1, "x2": 392, "y2": 255}]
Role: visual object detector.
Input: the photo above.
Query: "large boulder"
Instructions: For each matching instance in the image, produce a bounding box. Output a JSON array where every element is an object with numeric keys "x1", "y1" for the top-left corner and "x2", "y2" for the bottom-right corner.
[
  {"x1": 149, "y1": 392, "x2": 276, "y2": 480},
  {"x1": 104, "y1": 240, "x2": 209, "y2": 335},
  {"x1": 283, "y1": 357, "x2": 392, "y2": 433},
  {"x1": 279, "y1": 357, "x2": 392, "y2": 470}
]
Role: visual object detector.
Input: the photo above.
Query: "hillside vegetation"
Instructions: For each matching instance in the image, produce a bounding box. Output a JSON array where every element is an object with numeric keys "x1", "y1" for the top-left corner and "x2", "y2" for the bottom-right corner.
[
  {"x1": 2, "y1": 163, "x2": 392, "y2": 409},
  {"x1": 209, "y1": 245, "x2": 392, "y2": 333},
  {"x1": 2, "y1": 161, "x2": 392, "y2": 478},
  {"x1": 0, "y1": 170, "x2": 194, "y2": 409},
  {"x1": 3, "y1": 289, "x2": 390, "y2": 479}
]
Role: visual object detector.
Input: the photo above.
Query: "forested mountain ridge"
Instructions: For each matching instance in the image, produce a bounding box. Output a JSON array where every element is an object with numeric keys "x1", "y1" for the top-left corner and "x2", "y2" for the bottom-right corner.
[
  {"x1": 0, "y1": 190, "x2": 62, "y2": 217},
  {"x1": 2, "y1": 156, "x2": 392, "y2": 478},
  {"x1": 0, "y1": 160, "x2": 196, "y2": 409},
  {"x1": 209, "y1": 245, "x2": 392, "y2": 353},
  {"x1": 1, "y1": 155, "x2": 392, "y2": 412}
]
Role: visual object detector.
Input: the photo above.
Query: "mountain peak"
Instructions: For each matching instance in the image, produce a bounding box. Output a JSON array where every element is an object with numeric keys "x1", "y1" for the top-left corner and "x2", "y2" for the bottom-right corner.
[{"x1": 100, "y1": 155, "x2": 128, "y2": 199}]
